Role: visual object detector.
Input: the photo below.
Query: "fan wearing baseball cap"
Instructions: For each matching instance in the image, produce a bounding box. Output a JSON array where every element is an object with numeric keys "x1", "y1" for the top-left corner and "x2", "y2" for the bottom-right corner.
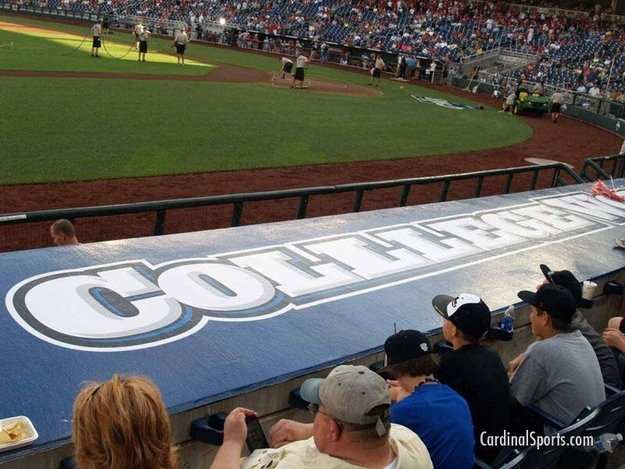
[
  {"x1": 431, "y1": 293, "x2": 510, "y2": 463},
  {"x1": 510, "y1": 283, "x2": 605, "y2": 430},
  {"x1": 537, "y1": 264, "x2": 621, "y2": 389},
  {"x1": 382, "y1": 330, "x2": 475, "y2": 469},
  {"x1": 212, "y1": 365, "x2": 433, "y2": 469}
]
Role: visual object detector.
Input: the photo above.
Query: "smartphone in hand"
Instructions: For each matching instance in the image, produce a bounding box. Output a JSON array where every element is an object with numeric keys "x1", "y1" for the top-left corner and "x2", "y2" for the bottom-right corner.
[{"x1": 245, "y1": 415, "x2": 269, "y2": 451}]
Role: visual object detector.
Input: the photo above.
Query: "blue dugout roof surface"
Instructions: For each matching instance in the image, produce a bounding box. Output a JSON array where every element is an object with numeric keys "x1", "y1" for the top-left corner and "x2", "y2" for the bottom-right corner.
[{"x1": 1, "y1": 181, "x2": 625, "y2": 457}]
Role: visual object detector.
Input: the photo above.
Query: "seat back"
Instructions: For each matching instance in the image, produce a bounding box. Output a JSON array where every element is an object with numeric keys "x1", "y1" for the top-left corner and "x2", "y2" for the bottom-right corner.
[
  {"x1": 574, "y1": 389, "x2": 625, "y2": 442},
  {"x1": 496, "y1": 391, "x2": 625, "y2": 469}
]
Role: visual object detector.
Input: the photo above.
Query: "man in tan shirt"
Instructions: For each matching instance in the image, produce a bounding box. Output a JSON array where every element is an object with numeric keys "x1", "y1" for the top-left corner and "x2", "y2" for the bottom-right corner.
[
  {"x1": 91, "y1": 21, "x2": 102, "y2": 58},
  {"x1": 369, "y1": 55, "x2": 385, "y2": 87},
  {"x1": 210, "y1": 365, "x2": 433, "y2": 469},
  {"x1": 551, "y1": 91, "x2": 565, "y2": 123},
  {"x1": 173, "y1": 29, "x2": 189, "y2": 65}
]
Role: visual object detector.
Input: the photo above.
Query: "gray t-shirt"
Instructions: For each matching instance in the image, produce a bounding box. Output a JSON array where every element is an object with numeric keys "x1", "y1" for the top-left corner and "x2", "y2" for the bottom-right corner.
[{"x1": 511, "y1": 330, "x2": 605, "y2": 425}]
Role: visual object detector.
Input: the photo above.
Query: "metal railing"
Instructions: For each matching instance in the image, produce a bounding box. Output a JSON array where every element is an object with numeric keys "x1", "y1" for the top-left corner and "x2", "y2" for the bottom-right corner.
[
  {"x1": 581, "y1": 154, "x2": 625, "y2": 181},
  {"x1": 0, "y1": 163, "x2": 583, "y2": 239}
]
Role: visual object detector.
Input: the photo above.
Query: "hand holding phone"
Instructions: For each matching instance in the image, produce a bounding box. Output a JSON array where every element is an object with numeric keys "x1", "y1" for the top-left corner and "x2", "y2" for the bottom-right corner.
[{"x1": 245, "y1": 415, "x2": 269, "y2": 451}]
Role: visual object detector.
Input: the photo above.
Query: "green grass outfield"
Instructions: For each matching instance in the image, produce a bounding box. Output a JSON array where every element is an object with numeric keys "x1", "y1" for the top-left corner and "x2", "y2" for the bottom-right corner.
[{"x1": 0, "y1": 14, "x2": 532, "y2": 185}]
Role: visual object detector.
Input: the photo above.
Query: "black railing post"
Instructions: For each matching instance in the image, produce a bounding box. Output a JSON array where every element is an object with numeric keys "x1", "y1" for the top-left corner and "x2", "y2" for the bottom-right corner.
[
  {"x1": 297, "y1": 195, "x2": 309, "y2": 219},
  {"x1": 439, "y1": 180, "x2": 451, "y2": 201},
  {"x1": 353, "y1": 190, "x2": 365, "y2": 212},
  {"x1": 582, "y1": 159, "x2": 610, "y2": 181},
  {"x1": 154, "y1": 210, "x2": 166, "y2": 235},
  {"x1": 231, "y1": 202, "x2": 244, "y2": 227},
  {"x1": 503, "y1": 173, "x2": 513, "y2": 194},
  {"x1": 551, "y1": 167, "x2": 561, "y2": 187},
  {"x1": 399, "y1": 184, "x2": 411, "y2": 207},
  {"x1": 474, "y1": 176, "x2": 484, "y2": 197},
  {"x1": 530, "y1": 169, "x2": 539, "y2": 190}
]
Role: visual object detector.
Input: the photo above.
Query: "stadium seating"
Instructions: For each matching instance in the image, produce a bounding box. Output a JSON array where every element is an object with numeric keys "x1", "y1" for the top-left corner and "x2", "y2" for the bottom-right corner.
[{"x1": 14, "y1": 0, "x2": 625, "y2": 94}]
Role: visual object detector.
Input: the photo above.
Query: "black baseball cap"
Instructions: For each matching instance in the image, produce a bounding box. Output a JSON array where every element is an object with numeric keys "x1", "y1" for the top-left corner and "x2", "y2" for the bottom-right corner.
[
  {"x1": 383, "y1": 330, "x2": 432, "y2": 368},
  {"x1": 432, "y1": 293, "x2": 492, "y2": 340},
  {"x1": 517, "y1": 283, "x2": 576, "y2": 324},
  {"x1": 540, "y1": 264, "x2": 592, "y2": 309}
]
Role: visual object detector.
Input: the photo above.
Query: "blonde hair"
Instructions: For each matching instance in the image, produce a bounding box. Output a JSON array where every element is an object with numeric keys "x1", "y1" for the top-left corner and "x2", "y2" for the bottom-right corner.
[{"x1": 72, "y1": 375, "x2": 177, "y2": 469}]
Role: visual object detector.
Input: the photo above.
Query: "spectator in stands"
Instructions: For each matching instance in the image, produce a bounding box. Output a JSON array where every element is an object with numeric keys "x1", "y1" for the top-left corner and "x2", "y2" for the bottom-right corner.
[
  {"x1": 50, "y1": 219, "x2": 79, "y2": 246},
  {"x1": 537, "y1": 264, "x2": 621, "y2": 388},
  {"x1": 382, "y1": 330, "x2": 475, "y2": 469},
  {"x1": 589, "y1": 83, "x2": 602, "y2": 97},
  {"x1": 510, "y1": 284, "x2": 605, "y2": 430},
  {"x1": 602, "y1": 315, "x2": 625, "y2": 378},
  {"x1": 212, "y1": 365, "x2": 434, "y2": 468},
  {"x1": 431, "y1": 293, "x2": 510, "y2": 463},
  {"x1": 72, "y1": 375, "x2": 177, "y2": 469}
]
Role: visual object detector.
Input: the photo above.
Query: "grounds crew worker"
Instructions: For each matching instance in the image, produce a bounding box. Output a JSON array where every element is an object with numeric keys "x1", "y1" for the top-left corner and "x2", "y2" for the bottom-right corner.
[
  {"x1": 280, "y1": 57, "x2": 293, "y2": 79},
  {"x1": 173, "y1": 29, "x2": 189, "y2": 65},
  {"x1": 291, "y1": 53, "x2": 308, "y2": 89},
  {"x1": 91, "y1": 21, "x2": 102, "y2": 58},
  {"x1": 134, "y1": 22, "x2": 144, "y2": 51},
  {"x1": 138, "y1": 29, "x2": 150, "y2": 62}
]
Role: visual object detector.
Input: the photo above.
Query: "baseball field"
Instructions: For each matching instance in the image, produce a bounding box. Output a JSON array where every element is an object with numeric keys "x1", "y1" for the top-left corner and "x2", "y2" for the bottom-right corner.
[
  {"x1": 0, "y1": 13, "x2": 536, "y2": 185},
  {"x1": 0, "y1": 13, "x2": 622, "y2": 252}
]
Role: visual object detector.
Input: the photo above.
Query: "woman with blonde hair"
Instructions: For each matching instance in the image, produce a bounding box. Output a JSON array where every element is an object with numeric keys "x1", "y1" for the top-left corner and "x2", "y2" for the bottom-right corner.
[{"x1": 72, "y1": 374, "x2": 177, "y2": 469}]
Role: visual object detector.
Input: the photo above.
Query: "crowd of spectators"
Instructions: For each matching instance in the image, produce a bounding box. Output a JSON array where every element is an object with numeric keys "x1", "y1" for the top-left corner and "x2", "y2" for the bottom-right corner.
[
  {"x1": 11, "y1": 0, "x2": 625, "y2": 94},
  {"x1": 57, "y1": 242, "x2": 625, "y2": 468}
]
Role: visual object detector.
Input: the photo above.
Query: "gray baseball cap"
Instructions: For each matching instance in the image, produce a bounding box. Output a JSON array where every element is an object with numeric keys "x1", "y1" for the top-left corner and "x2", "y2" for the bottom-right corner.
[{"x1": 299, "y1": 365, "x2": 391, "y2": 427}]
